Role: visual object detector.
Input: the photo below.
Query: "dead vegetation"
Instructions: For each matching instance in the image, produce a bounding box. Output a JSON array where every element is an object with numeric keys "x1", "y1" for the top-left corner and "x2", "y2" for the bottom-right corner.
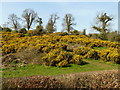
[{"x1": 2, "y1": 69, "x2": 119, "y2": 89}]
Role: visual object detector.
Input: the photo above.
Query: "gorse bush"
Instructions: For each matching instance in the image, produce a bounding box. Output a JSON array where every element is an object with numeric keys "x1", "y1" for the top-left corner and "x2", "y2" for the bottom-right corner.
[
  {"x1": 73, "y1": 47, "x2": 91, "y2": 56},
  {"x1": 70, "y1": 55, "x2": 83, "y2": 64},
  {"x1": 42, "y1": 49, "x2": 74, "y2": 67},
  {"x1": 84, "y1": 49, "x2": 99, "y2": 60},
  {"x1": 98, "y1": 48, "x2": 120, "y2": 63},
  {"x1": 1, "y1": 32, "x2": 120, "y2": 66}
]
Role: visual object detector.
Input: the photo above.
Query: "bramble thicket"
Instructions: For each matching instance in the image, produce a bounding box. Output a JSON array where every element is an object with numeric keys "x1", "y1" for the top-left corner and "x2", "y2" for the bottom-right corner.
[{"x1": 1, "y1": 32, "x2": 120, "y2": 67}]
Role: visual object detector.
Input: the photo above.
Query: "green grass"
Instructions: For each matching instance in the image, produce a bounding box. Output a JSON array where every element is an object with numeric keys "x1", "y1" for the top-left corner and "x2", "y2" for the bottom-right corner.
[
  {"x1": 2, "y1": 59, "x2": 119, "y2": 78},
  {"x1": 93, "y1": 47, "x2": 107, "y2": 50}
]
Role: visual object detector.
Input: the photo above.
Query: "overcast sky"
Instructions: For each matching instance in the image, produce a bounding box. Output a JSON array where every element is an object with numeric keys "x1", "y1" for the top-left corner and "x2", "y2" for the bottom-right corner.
[{"x1": 0, "y1": 1, "x2": 118, "y2": 34}]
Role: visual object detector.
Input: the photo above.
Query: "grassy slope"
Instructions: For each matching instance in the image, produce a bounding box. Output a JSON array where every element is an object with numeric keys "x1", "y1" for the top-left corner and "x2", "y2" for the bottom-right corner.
[{"x1": 2, "y1": 59, "x2": 118, "y2": 78}]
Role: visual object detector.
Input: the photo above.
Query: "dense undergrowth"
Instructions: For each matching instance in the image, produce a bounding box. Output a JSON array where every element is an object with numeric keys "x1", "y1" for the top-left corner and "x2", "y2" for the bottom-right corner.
[{"x1": 1, "y1": 32, "x2": 120, "y2": 67}]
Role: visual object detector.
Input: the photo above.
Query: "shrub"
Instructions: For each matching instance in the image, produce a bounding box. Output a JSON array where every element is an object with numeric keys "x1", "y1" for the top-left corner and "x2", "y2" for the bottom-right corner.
[
  {"x1": 74, "y1": 47, "x2": 91, "y2": 56},
  {"x1": 56, "y1": 60, "x2": 68, "y2": 67},
  {"x1": 2, "y1": 27, "x2": 12, "y2": 32},
  {"x1": 42, "y1": 49, "x2": 73, "y2": 67},
  {"x1": 55, "y1": 51, "x2": 73, "y2": 62},
  {"x1": 98, "y1": 48, "x2": 120, "y2": 63},
  {"x1": 26, "y1": 30, "x2": 34, "y2": 36},
  {"x1": 50, "y1": 32, "x2": 65, "y2": 36},
  {"x1": 19, "y1": 28, "x2": 27, "y2": 34},
  {"x1": 107, "y1": 52, "x2": 120, "y2": 63},
  {"x1": 88, "y1": 42, "x2": 102, "y2": 48},
  {"x1": 84, "y1": 49, "x2": 99, "y2": 60},
  {"x1": 61, "y1": 32, "x2": 68, "y2": 36},
  {"x1": 2, "y1": 32, "x2": 120, "y2": 65},
  {"x1": 70, "y1": 30, "x2": 80, "y2": 35},
  {"x1": 42, "y1": 49, "x2": 62, "y2": 66},
  {"x1": 115, "y1": 34, "x2": 120, "y2": 42},
  {"x1": 2, "y1": 44, "x2": 16, "y2": 54},
  {"x1": 31, "y1": 25, "x2": 45, "y2": 36},
  {"x1": 70, "y1": 55, "x2": 83, "y2": 64},
  {"x1": 41, "y1": 43, "x2": 67, "y2": 53},
  {"x1": 99, "y1": 33, "x2": 108, "y2": 40},
  {"x1": 98, "y1": 49, "x2": 110, "y2": 62}
]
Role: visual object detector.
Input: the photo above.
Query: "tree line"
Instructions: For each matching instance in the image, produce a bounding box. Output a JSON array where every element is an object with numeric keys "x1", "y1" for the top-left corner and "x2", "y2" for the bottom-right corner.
[
  {"x1": 1, "y1": 9, "x2": 76, "y2": 34},
  {"x1": 0, "y1": 8, "x2": 120, "y2": 42}
]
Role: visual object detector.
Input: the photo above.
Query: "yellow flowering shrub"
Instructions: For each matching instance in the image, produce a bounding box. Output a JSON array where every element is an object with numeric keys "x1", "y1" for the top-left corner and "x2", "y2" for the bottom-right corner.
[
  {"x1": 1, "y1": 32, "x2": 120, "y2": 65},
  {"x1": 56, "y1": 60, "x2": 68, "y2": 67},
  {"x1": 70, "y1": 55, "x2": 83, "y2": 64},
  {"x1": 107, "y1": 52, "x2": 120, "y2": 63},
  {"x1": 74, "y1": 47, "x2": 91, "y2": 56},
  {"x1": 98, "y1": 48, "x2": 120, "y2": 63},
  {"x1": 42, "y1": 49, "x2": 73, "y2": 67},
  {"x1": 98, "y1": 49, "x2": 111, "y2": 61},
  {"x1": 84, "y1": 49, "x2": 100, "y2": 60},
  {"x1": 2, "y1": 32, "x2": 22, "y2": 41}
]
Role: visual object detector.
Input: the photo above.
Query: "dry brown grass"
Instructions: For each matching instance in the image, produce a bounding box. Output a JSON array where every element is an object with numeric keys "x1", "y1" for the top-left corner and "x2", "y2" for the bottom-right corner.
[{"x1": 2, "y1": 69, "x2": 119, "y2": 88}]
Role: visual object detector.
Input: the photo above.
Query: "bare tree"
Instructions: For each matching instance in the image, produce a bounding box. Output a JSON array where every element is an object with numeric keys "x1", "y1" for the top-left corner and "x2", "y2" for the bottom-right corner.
[
  {"x1": 8, "y1": 14, "x2": 21, "y2": 31},
  {"x1": 92, "y1": 12, "x2": 113, "y2": 34},
  {"x1": 46, "y1": 14, "x2": 59, "y2": 33},
  {"x1": 62, "y1": 13, "x2": 76, "y2": 34},
  {"x1": 2, "y1": 22, "x2": 9, "y2": 28},
  {"x1": 22, "y1": 9, "x2": 37, "y2": 30}
]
